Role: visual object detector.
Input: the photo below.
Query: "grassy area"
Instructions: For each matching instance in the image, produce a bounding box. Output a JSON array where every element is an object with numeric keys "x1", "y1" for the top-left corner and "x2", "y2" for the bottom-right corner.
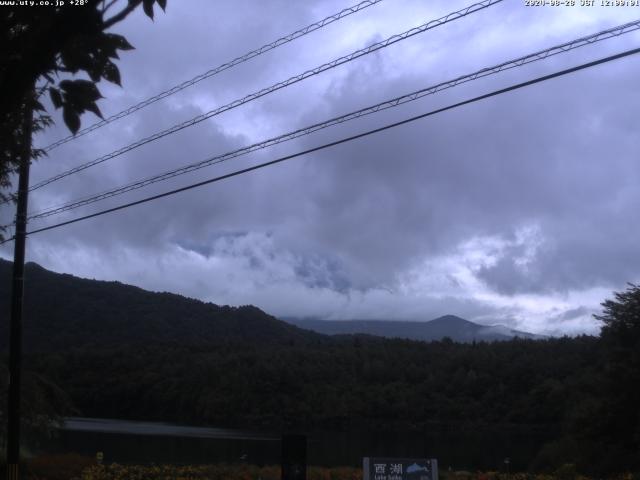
[
  {"x1": 20, "y1": 455, "x2": 640, "y2": 480},
  {"x1": 76, "y1": 464, "x2": 363, "y2": 480},
  {"x1": 24, "y1": 455, "x2": 361, "y2": 480}
]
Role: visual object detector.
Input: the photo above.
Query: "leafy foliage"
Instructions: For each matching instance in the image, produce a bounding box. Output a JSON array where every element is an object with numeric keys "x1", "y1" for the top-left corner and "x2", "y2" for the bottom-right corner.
[
  {"x1": 28, "y1": 453, "x2": 96, "y2": 480},
  {"x1": 0, "y1": 361, "x2": 76, "y2": 454},
  {"x1": 0, "y1": 0, "x2": 166, "y2": 133},
  {"x1": 0, "y1": 0, "x2": 168, "y2": 237},
  {"x1": 587, "y1": 284, "x2": 640, "y2": 472},
  {"x1": 67, "y1": 463, "x2": 360, "y2": 480},
  {"x1": 0, "y1": 97, "x2": 52, "y2": 205}
]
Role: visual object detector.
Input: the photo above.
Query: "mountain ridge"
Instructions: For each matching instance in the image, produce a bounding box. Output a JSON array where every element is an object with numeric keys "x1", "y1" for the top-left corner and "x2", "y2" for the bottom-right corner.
[
  {"x1": 0, "y1": 259, "x2": 543, "y2": 351},
  {"x1": 282, "y1": 315, "x2": 546, "y2": 342},
  {"x1": 0, "y1": 259, "x2": 324, "y2": 352}
]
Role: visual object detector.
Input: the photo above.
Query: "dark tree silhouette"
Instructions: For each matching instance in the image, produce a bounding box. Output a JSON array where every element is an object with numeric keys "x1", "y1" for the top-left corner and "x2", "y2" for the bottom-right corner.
[
  {"x1": 0, "y1": 361, "x2": 76, "y2": 451},
  {"x1": 0, "y1": 0, "x2": 167, "y2": 207},
  {"x1": 0, "y1": 0, "x2": 169, "y2": 459},
  {"x1": 591, "y1": 283, "x2": 640, "y2": 471}
]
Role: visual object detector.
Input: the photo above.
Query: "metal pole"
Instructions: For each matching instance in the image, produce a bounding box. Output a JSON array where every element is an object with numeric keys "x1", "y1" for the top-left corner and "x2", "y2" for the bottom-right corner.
[{"x1": 6, "y1": 87, "x2": 34, "y2": 480}]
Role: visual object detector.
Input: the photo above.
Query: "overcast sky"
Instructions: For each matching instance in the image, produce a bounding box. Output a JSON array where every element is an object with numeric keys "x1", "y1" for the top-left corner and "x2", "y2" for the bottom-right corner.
[{"x1": 2, "y1": 0, "x2": 640, "y2": 335}]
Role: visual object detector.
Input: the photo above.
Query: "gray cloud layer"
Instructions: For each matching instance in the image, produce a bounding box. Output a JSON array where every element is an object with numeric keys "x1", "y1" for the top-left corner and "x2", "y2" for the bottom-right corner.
[{"x1": 2, "y1": 0, "x2": 639, "y2": 335}]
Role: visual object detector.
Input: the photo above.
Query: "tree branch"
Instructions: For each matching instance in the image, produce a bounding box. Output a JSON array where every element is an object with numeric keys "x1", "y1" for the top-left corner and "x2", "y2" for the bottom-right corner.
[
  {"x1": 103, "y1": 0, "x2": 142, "y2": 29},
  {"x1": 102, "y1": 0, "x2": 119, "y2": 15}
]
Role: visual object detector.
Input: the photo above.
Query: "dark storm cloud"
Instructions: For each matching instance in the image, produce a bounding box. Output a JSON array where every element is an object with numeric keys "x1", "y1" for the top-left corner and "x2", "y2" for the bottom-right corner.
[
  {"x1": 272, "y1": 74, "x2": 638, "y2": 295},
  {"x1": 2, "y1": 0, "x2": 639, "y2": 333}
]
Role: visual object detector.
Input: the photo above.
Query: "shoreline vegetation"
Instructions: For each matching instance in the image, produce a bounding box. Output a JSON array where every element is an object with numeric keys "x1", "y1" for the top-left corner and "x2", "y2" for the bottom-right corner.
[
  {"x1": 2, "y1": 265, "x2": 639, "y2": 474},
  {"x1": 21, "y1": 455, "x2": 640, "y2": 480}
]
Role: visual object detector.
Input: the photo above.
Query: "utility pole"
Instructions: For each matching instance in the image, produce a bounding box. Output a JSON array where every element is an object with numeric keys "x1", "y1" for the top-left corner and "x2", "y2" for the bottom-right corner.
[{"x1": 6, "y1": 86, "x2": 34, "y2": 480}]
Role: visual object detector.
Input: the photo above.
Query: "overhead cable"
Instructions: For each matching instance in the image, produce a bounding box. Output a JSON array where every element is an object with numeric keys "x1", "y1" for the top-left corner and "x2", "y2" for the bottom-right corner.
[
  {"x1": 25, "y1": 18, "x2": 640, "y2": 222},
  {"x1": 42, "y1": 0, "x2": 387, "y2": 152},
  {"x1": 27, "y1": 0, "x2": 504, "y2": 193},
  {"x1": 3, "y1": 45, "x2": 636, "y2": 243}
]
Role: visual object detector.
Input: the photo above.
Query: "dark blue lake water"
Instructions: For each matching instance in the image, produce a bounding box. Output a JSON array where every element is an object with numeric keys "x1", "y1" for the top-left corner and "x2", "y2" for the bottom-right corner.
[{"x1": 39, "y1": 417, "x2": 553, "y2": 471}]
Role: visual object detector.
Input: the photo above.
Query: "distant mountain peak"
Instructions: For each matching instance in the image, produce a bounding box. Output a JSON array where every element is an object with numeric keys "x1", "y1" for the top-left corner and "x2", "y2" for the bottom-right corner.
[
  {"x1": 428, "y1": 315, "x2": 476, "y2": 326},
  {"x1": 284, "y1": 315, "x2": 544, "y2": 343}
]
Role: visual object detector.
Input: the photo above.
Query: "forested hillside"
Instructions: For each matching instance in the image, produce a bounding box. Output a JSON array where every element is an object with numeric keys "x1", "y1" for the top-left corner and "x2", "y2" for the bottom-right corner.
[
  {"x1": 0, "y1": 259, "x2": 323, "y2": 352},
  {"x1": 28, "y1": 335, "x2": 598, "y2": 431},
  {"x1": 1, "y1": 261, "x2": 638, "y2": 473}
]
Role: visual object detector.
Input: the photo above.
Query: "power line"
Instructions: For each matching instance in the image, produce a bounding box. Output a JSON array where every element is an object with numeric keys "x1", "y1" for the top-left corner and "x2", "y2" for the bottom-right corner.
[
  {"x1": 24, "y1": 18, "x2": 640, "y2": 222},
  {"x1": 42, "y1": 0, "x2": 386, "y2": 152},
  {"x1": 26, "y1": 0, "x2": 503, "y2": 193},
  {"x1": 4, "y1": 45, "x2": 636, "y2": 243}
]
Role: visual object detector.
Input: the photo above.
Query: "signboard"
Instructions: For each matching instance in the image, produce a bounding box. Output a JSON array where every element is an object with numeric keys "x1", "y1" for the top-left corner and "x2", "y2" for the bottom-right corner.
[{"x1": 363, "y1": 458, "x2": 438, "y2": 480}]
